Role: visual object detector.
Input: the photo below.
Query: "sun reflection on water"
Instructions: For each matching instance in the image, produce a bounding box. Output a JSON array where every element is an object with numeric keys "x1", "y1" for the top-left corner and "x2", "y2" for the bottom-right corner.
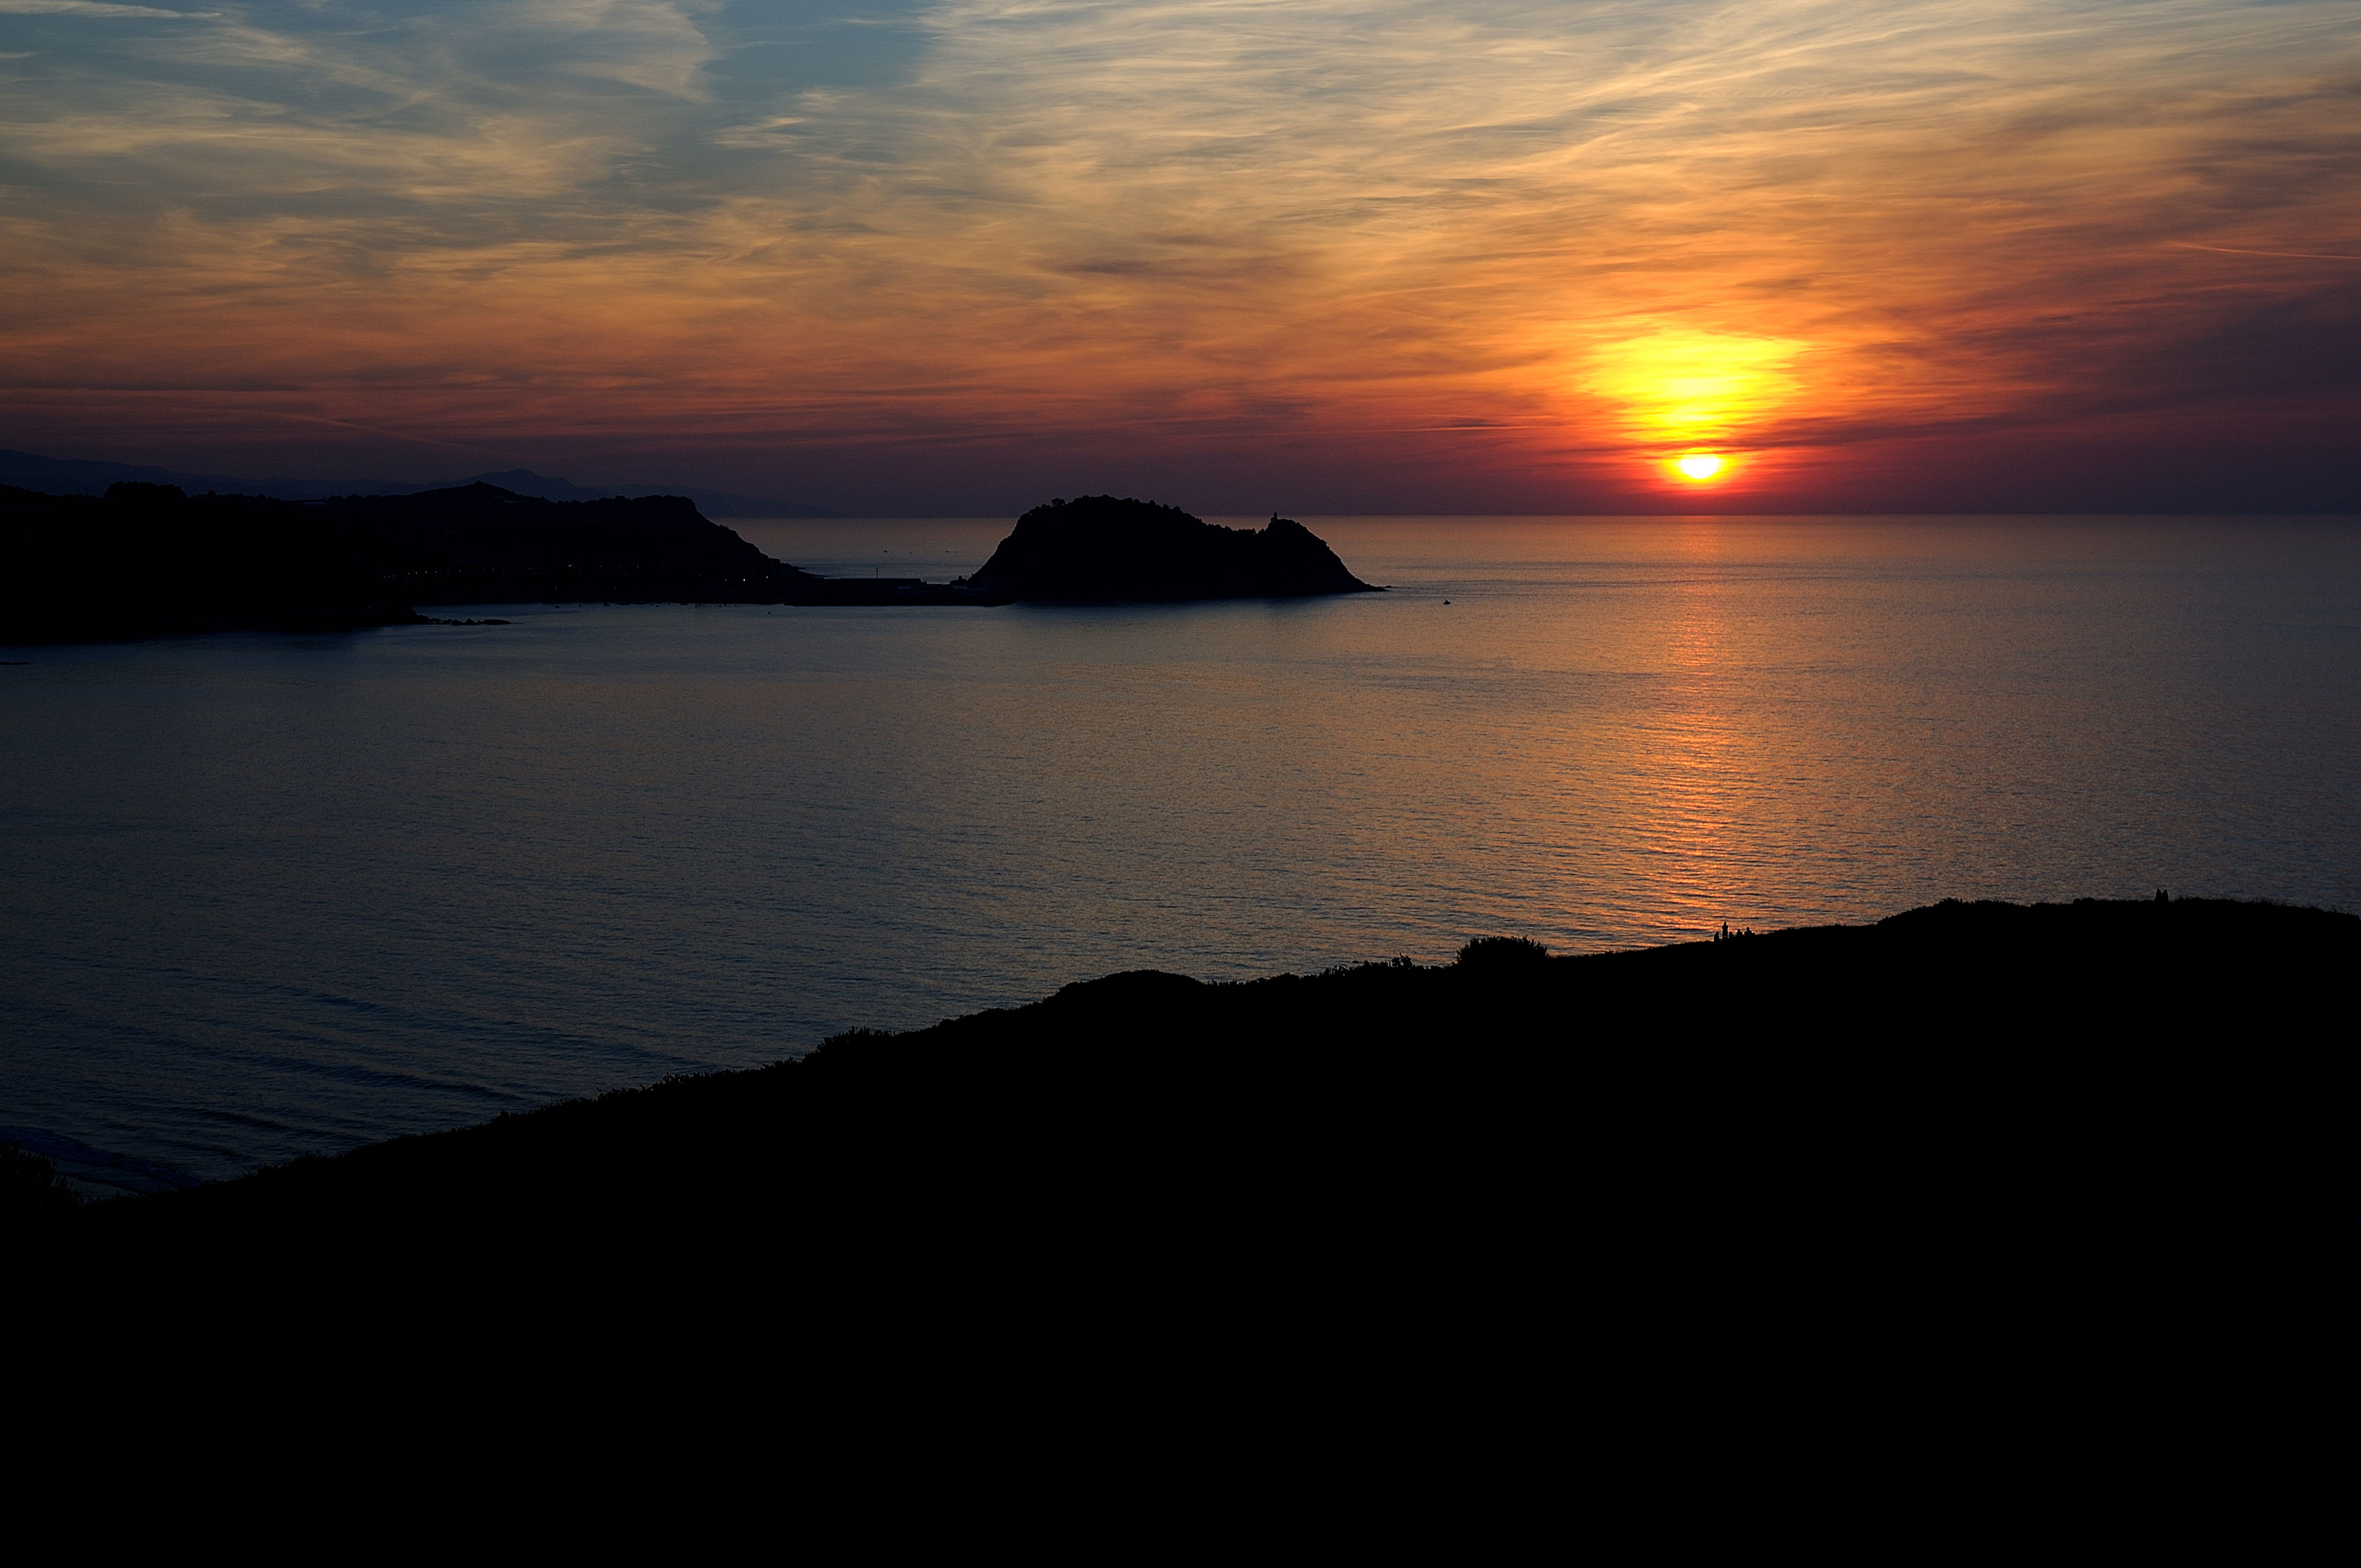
[{"x1": 1635, "y1": 523, "x2": 1757, "y2": 933}]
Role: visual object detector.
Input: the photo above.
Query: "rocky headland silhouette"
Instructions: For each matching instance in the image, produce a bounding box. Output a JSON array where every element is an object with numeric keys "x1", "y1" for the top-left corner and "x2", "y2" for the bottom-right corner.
[
  {"x1": 782, "y1": 495, "x2": 1378, "y2": 606},
  {"x1": 1, "y1": 478, "x2": 817, "y2": 642},
  {"x1": 19, "y1": 895, "x2": 2358, "y2": 1336},
  {"x1": 963, "y1": 495, "x2": 1378, "y2": 602},
  {"x1": 3, "y1": 481, "x2": 425, "y2": 642},
  {"x1": 3, "y1": 483, "x2": 1381, "y2": 639}
]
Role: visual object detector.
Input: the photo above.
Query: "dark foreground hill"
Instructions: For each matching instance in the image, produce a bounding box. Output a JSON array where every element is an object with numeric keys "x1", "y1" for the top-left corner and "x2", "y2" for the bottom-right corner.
[
  {"x1": 1, "y1": 480, "x2": 817, "y2": 643},
  {"x1": 26, "y1": 897, "x2": 2359, "y2": 1352},
  {"x1": 965, "y1": 495, "x2": 1378, "y2": 600}
]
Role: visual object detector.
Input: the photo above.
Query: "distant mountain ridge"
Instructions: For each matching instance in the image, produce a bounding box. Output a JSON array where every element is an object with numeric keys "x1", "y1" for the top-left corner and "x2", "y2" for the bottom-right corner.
[{"x1": 0, "y1": 448, "x2": 837, "y2": 518}]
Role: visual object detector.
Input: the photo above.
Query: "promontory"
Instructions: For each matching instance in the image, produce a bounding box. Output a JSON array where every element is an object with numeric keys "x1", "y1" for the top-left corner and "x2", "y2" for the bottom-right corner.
[
  {"x1": 1, "y1": 482, "x2": 1382, "y2": 639},
  {"x1": 960, "y1": 495, "x2": 1376, "y2": 602}
]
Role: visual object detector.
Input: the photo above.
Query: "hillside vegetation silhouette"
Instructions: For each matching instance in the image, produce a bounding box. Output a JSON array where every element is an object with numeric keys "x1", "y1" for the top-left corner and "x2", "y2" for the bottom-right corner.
[{"x1": 26, "y1": 896, "x2": 2359, "y2": 1335}]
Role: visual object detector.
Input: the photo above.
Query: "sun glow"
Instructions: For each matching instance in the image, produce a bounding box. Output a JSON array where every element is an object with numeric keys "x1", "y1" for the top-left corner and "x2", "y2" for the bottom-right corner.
[{"x1": 1587, "y1": 331, "x2": 1805, "y2": 486}]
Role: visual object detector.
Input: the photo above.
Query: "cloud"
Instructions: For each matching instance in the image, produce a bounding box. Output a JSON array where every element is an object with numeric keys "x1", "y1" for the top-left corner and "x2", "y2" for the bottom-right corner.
[
  {"x1": 1, "y1": 0, "x2": 2356, "y2": 505},
  {"x1": 2168, "y1": 243, "x2": 2361, "y2": 263},
  {"x1": 0, "y1": 2, "x2": 216, "y2": 15},
  {"x1": 656, "y1": 0, "x2": 2361, "y2": 457}
]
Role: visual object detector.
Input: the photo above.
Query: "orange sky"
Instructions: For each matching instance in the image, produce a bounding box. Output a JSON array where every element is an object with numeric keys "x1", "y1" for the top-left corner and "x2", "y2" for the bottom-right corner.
[{"x1": 2, "y1": 1, "x2": 2356, "y2": 513}]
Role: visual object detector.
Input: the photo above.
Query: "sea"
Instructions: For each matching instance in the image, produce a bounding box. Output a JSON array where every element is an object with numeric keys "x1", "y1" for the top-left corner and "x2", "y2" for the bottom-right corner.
[{"x1": 6, "y1": 515, "x2": 2358, "y2": 1192}]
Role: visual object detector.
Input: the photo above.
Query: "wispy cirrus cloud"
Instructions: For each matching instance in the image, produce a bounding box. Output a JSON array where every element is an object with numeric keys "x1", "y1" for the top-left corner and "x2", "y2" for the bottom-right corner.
[
  {"x1": 0, "y1": 0, "x2": 2354, "y2": 507},
  {"x1": 0, "y1": 2, "x2": 218, "y2": 16}
]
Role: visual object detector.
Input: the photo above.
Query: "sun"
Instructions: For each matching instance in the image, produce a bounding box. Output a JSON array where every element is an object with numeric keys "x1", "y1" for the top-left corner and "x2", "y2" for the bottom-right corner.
[{"x1": 1675, "y1": 453, "x2": 1723, "y2": 481}]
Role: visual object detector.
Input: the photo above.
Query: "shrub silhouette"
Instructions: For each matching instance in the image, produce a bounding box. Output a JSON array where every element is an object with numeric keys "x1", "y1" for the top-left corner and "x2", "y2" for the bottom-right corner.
[{"x1": 1455, "y1": 935, "x2": 1551, "y2": 968}]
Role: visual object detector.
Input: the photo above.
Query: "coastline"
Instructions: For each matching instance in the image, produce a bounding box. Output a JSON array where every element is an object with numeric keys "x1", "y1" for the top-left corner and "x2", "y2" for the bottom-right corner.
[
  {"x1": 3, "y1": 483, "x2": 1387, "y2": 643},
  {"x1": 23, "y1": 896, "x2": 2357, "y2": 1255}
]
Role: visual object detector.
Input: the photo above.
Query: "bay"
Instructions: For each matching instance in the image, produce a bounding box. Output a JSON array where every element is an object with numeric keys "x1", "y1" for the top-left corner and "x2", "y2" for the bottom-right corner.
[{"x1": 4, "y1": 515, "x2": 2357, "y2": 1186}]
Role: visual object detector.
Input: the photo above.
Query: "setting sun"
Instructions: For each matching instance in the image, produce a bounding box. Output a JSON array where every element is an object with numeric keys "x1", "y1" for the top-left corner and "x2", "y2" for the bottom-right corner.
[{"x1": 1676, "y1": 454, "x2": 1723, "y2": 481}]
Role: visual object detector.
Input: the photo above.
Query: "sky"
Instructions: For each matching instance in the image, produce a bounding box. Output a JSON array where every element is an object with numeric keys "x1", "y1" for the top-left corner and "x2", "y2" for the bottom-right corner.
[{"x1": 2, "y1": 0, "x2": 2357, "y2": 514}]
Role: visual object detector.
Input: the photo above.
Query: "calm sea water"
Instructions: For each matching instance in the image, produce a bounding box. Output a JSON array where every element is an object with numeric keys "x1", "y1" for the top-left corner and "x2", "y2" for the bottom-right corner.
[{"x1": 6, "y1": 516, "x2": 2358, "y2": 1189}]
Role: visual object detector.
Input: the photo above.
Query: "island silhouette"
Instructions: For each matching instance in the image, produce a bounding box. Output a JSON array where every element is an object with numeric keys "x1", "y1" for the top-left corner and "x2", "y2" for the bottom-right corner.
[
  {"x1": 963, "y1": 495, "x2": 1377, "y2": 602},
  {"x1": 2, "y1": 482, "x2": 1377, "y2": 639},
  {"x1": 782, "y1": 495, "x2": 1380, "y2": 605}
]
